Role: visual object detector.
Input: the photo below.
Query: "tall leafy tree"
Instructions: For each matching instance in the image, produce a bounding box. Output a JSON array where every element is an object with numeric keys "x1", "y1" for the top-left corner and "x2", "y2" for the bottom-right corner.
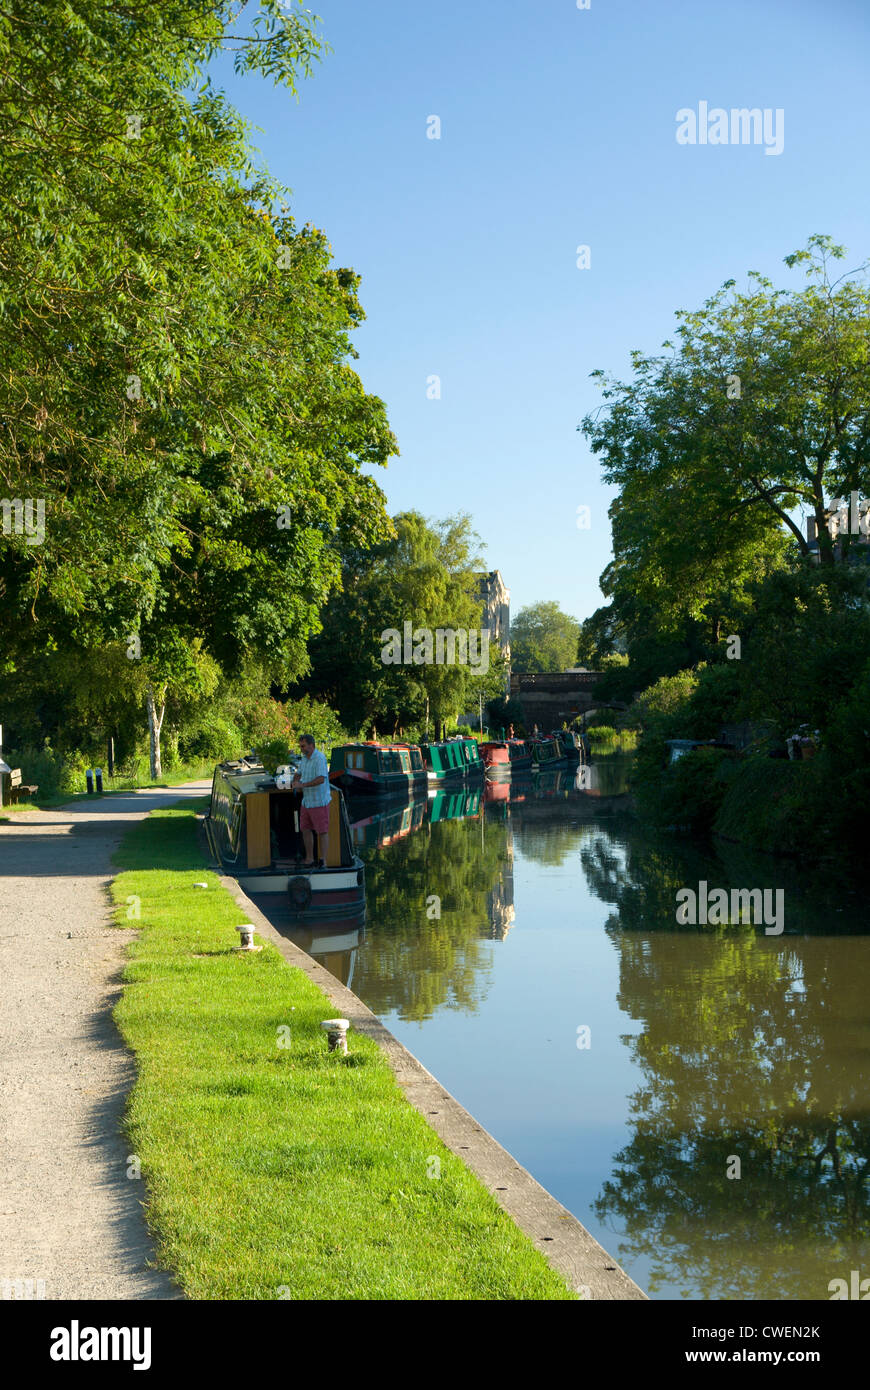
[
  {"x1": 0, "y1": 2, "x2": 397, "y2": 773},
  {"x1": 305, "y1": 511, "x2": 495, "y2": 737},
  {"x1": 580, "y1": 237, "x2": 870, "y2": 655},
  {"x1": 509, "y1": 600, "x2": 579, "y2": 673}
]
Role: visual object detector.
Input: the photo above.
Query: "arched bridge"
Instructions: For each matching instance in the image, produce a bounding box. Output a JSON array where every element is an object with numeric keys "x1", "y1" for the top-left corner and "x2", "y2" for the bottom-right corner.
[{"x1": 509, "y1": 670, "x2": 615, "y2": 730}]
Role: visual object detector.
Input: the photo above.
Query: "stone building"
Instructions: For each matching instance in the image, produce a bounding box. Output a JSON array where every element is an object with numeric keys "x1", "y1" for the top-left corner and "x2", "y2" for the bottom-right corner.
[{"x1": 477, "y1": 570, "x2": 510, "y2": 694}]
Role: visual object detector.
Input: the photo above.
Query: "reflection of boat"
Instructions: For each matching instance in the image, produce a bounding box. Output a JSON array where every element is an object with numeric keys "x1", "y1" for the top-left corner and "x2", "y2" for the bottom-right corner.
[
  {"x1": 421, "y1": 737, "x2": 484, "y2": 785},
  {"x1": 329, "y1": 742, "x2": 428, "y2": 798},
  {"x1": 205, "y1": 758, "x2": 365, "y2": 917},
  {"x1": 479, "y1": 738, "x2": 533, "y2": 777},
  {"x1": 429, "y1": 785, "x2": 482, "y2": 822},
  {"x1": 271, "y1": 916, "x2": 365, "y2": 990},
  {"x1": 348, "y1": 796, "x2": 427, "y2": 850}
]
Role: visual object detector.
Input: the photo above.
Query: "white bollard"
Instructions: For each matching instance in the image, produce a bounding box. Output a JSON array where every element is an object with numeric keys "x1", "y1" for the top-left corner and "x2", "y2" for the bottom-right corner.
[
  {"x1": 236, "y1": 924, "x2": 258, "y2": 951},
  {"x1": 320, "y1": 1018, "x2": 350, "y2": 1055}
]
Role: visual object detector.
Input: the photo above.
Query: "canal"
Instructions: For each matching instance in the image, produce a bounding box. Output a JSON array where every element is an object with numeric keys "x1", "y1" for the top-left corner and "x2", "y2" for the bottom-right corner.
[{"x1": 278, "y1": 758, "x2": 870, "y2": 1301}]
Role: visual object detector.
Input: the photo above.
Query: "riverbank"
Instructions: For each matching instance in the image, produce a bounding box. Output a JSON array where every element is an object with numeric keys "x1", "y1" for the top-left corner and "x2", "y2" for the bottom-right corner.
[{"x1": 111, "y1": 802, "x2": 606, "y2": 1299}]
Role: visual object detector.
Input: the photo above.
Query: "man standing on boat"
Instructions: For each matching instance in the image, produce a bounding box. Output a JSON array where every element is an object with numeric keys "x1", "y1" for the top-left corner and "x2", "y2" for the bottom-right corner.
[{"x1": 293, "y1": 734, "x2": 331, "y2": 867}]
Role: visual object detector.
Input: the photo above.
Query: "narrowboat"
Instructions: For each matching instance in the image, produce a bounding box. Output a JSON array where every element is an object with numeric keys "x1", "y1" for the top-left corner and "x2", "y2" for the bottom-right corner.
[
  {"x1": 528, "y1": 737, "x2": 572, "y2": 769},
  {"x1": 479, "y1": 738, "x2": 533, "y2": 778},
  {"x1": 420, "y1": 736, "x2": 484, "y2": 785},
  {"x1": 551, "y1": 730, "x2": 584, "y2": 762},
  {"x1": 329, "y1": 742, "x2": 428, "y2": 798},
  {"x1": 204, "y1": 758, "x2": 365, "y2": 918}
]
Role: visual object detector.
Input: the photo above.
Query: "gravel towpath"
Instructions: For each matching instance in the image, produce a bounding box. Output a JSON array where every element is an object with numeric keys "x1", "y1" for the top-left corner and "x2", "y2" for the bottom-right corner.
[{"x1": 0, "y1": 783, "x2": 211, "y2": 1301}]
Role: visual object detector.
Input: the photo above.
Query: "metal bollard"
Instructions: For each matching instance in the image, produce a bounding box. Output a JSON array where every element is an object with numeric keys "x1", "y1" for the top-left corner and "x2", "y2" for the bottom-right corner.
[
  {"x1": 320, "y1": 1019, "x2": 350, "y2": 1055},
  {"x1": 85, "y1": 769, "x2": 94, "y2": 795},
  {"x1": 95, "y1": 767, "x2": 103, "y2": 794},
  {"x1": 235, "y1": 924, "x2": 258, "y2": 951}
]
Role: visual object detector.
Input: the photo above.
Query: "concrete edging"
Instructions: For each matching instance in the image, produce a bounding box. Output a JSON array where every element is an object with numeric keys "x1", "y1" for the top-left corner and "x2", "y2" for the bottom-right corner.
[{"x1": 218, "y1": 868, "x2": 647, "y2": 1302}]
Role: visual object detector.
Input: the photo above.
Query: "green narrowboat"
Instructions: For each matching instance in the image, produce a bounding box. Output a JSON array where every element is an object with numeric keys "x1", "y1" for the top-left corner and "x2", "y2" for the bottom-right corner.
[
  {"x1": 420, "y1": 736, "x2": 483, "y2": 785},
  {"x1": 329, "y1": 742, "x2": 428, "y2": 798}
]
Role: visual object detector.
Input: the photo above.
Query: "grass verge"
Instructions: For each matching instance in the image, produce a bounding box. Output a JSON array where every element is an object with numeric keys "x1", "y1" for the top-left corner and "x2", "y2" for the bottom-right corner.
[{"x1": 111, "y1": 804, "x2": 575, "y2": 1300}]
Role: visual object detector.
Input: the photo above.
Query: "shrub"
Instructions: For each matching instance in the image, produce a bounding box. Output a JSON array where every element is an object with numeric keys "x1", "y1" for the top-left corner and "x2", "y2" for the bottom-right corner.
[
  {"x1": 635, "y1": 745, "x2": 732, "y2": 833},
  {"x1": 713, "y1": 756, "x2": 826, "y2": 854},
  {"x1": 178, "y1": 711, "x2": 244, "y2": 763},
  {"x1": 3, "y1": 741, "x2": 78, "y2": 798}
]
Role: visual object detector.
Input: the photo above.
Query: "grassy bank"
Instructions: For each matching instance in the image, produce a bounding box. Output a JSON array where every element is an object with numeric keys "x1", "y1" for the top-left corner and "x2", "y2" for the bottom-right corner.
[{"x1": 111, "y1": 804, "x2": 574, "y2": 1300}]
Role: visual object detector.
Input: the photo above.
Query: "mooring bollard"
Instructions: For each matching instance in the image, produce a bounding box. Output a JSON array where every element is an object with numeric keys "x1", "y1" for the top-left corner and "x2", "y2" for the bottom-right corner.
[
  {"x1": 235, "y1": 924, "x2": 258, "y2": 951},
  {"x1": 85, "y1": 769, "x2": 94, "y2": 795},
  {"x1": 320, "y1": 1019, "x2": 350, "y2": 1055}
]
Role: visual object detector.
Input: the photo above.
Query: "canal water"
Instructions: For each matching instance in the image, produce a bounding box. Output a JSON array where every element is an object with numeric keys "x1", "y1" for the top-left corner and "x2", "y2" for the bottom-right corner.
[{"x1": 282, "y1": 758, "x2": 870, "y2": 1301}]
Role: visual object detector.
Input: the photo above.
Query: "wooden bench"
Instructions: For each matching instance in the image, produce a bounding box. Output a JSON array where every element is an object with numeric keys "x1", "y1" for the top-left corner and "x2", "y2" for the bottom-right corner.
[{"x1": 8, "y1": 768, "x2": 39, "y2": 803}]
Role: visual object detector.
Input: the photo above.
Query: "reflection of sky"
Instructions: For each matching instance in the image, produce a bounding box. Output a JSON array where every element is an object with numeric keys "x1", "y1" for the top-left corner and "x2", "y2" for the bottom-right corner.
[{"x1": 370, "y1": 826, "x2": 655, "y2": 1297}]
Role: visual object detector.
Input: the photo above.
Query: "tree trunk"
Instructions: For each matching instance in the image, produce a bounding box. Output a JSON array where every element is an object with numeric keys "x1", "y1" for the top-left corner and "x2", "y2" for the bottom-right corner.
[{"x1": 146, "y1": 687, "x2": 165, "y2": 780}]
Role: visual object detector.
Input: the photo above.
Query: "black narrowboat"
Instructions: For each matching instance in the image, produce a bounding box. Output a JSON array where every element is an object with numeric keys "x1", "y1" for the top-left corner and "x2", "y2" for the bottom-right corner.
[{"x1": 204, "y1": 758, "x2": 365, "y2": 918}]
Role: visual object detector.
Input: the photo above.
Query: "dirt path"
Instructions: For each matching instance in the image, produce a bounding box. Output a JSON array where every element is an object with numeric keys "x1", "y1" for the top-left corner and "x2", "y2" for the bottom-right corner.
[{"x1": 0, "y1": 783, "x2": 211, "y2": 1301}]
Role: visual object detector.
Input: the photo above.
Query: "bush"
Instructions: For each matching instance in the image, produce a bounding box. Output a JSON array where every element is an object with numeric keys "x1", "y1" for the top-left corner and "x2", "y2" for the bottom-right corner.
[
  {"x1": 3, "y1": 741, "x2": 79, "y2": 798},
  {"x1": 662, "y1": 746, "x2": 732, "y2": 832},
  {"x1": 586, "y1": 724, "x2": 620, "y2": 744},
  {"x1": 629, "y1": 669, "x2": 699, "y2": 734},
  {"x1": 178, "y1": 711, "x2": 244, "y2": 763},
  {"x1": 713, "y1": 756, "x2": 826, "y2": 854}
]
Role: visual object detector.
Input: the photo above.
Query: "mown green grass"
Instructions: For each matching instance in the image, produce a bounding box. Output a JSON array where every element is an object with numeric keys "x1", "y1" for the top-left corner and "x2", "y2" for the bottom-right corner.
[{"x1": 111, "y1": 805, "x2": 575, "y2": 1300}]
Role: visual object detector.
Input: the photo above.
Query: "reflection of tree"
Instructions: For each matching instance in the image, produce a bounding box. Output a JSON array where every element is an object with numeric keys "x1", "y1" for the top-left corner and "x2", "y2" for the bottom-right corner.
[
  {"x1": 579, "y1": 828, "x2": 870, "y2": 1299},
  {"x1": 513, "y1": 818, "x2": 587, "y2": 867},
  {"x1": 353, "y1": 816, "x2": 510, "y2": 1021}
]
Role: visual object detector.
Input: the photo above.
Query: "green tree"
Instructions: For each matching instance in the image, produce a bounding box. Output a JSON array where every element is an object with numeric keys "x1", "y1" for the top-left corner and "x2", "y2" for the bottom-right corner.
[
  {"x1": 580, "y1": 236, "x2": 870, "y2": 674},
  {"x1": 510, "y1": 601, "x2": 579, "y2": 673},
  {"x1": 305, "y1": 512, "x2": 492, "y2": 737},
  {"x1": 1, "y1": 1, "x2": 396, "y2": 773}
]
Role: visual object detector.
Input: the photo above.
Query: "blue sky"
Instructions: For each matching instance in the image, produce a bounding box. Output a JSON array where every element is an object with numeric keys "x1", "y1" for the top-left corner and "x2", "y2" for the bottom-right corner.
[{"x1": 213, "y1": 0, "x2": 870, "y2": 623}]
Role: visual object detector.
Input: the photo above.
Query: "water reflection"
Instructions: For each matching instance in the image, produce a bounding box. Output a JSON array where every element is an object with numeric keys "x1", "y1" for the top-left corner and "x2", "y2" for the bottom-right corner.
[
  {"x1": 268, "y1": 758, "x2": 870, "y2": 1299},
  {"x1": 351, "y1": 786, "x2": 508, "y2": 1020},
  {"x1": 580, "y1": 820, "x2": 870, "y2": 1299}
]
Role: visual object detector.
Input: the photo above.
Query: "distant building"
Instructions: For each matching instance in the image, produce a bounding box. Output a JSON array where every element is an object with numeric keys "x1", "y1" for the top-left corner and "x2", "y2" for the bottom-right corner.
[
  {"x1": 476, "y1": 570, "x2": 510, "y2": 696},
  {"x1": 476, "y1": 570, "x2": 510, "y2": 653}
]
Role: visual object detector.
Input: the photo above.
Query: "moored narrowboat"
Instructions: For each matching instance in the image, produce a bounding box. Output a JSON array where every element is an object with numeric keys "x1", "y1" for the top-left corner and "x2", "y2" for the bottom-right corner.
[
  {"x1": 329, "y1": 742, "x2": 428, "y2": 798},
  {"x1": 479, "y1": 738, "x2": 533, "y2": 778},
  {"x1": 551, "y1": 729, "x2": 583, "y2": 762},
  {"x1": 420, "y1": 736, "x2": 484, "y2": 785},
  {"x1": 204, "y1": 758, "x2": 364, "y2": 918},
  {"x1": 528, "y1": 737, "x2": 572, "y2": 769}
]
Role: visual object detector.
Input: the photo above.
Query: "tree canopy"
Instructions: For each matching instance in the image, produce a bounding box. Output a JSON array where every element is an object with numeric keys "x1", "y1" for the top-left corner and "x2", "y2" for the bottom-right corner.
[
  {"x1": 509, "y1": 600, "x2": 580, "y2": 673},
  {"x1": 1, "y1": 1, "x2": 396, "y2": 772}
]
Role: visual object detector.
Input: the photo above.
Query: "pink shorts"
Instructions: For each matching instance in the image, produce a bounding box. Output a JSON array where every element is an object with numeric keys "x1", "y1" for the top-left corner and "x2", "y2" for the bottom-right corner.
[{"x1": 300, "y1": 803, "x2": 330, "y2": 835}]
